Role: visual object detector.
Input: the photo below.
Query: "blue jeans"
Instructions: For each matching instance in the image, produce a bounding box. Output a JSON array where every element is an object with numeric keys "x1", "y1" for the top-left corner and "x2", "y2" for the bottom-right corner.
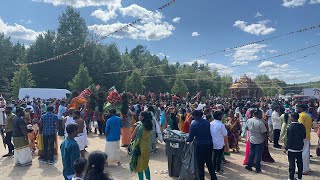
[
  {"x1": 248, "y1": 143, "x2": 264, "y2": 171},
  {"x1": 43, "y1": 135, "x2": 55, "y2": 161}
]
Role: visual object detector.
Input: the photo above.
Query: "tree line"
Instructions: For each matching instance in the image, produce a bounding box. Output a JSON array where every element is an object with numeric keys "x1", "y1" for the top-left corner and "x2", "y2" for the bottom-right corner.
[{"x1": 1, "y1": 6, "x2": 306, "y2": 99}]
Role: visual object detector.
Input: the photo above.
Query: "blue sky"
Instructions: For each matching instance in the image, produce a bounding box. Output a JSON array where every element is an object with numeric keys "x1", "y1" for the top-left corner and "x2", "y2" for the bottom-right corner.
[{"x1": 1, "y1": 0, "x2": 320, "y2": 84}]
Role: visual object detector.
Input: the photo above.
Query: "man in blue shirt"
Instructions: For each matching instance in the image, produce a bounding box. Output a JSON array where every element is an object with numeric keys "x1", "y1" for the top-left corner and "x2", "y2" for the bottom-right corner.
[
  {"x1": 57, "y1": 101, "x2": 67, "y2": 136},
  {"x1": 186, "y1": 110, "x2": 217, "y2": 180},
  {"x1": 40, "y1": 106, "x2": 58, "y2": 164},
  {"x1": 105, "y1": 109, "x2": 122, "y2": 166}
]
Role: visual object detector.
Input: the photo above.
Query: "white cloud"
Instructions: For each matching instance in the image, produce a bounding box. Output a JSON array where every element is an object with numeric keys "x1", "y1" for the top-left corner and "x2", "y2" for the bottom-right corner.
[
  {"x1": 89, "y1": 21, "x2": 174, "y2": 41},
  {"x1": 32, "y1": 0, "x2": 122, "y2": 8},
  {"x1": 0, "y1": 18, "x2": 41, "y2": 42},
  {"x1": 255, "y1": 12, "x2": 263, "y2": 18},
  {"x1": 119, "y1": 4, "x2": 163, "y2": 24},
  {"x1": 233, "y1": 20, "x2": 276, "y2": 35},
  {"x1": 119, "y1": 4, "x2": 149, "y2": 17},
  {"x1": 310, "y1": 0, "x2": 320, "y2": 4},
  {"x1": 182, "y1": 60, "x2": 234, "y2": 75},
  {"x1": 158, "y1": 52, "x2": 169, "y2": 58},
  {"x1": 266, "y1": 49, "x2": 278, "y2": 54},
  {"x1": 208, "y1": 63, "x2": 234, "y2": 75},
  {"x1": 258, "y1": 61, "x2": 288, "y2": 68},
  {"x1": 257, "y1": 61, "x2": 308, "y2": 82},
  {"x1": 89, "y1": 4, "x2": 175, "y2": 41},
  {"x1": 172, "y1": 17, "x2": 181, "y2": 23},
  {"x1": 282, "y1": 0, "x2": 307, "y2": 7},
  {"x1": 232, "y1": 43, "x2": 268, "y2": 65},
  {"x1": 192, "y1": 31, "x2": 200, "y2": 37},
  {"x1": 91, "y1": 8, "x2": 117, "y2": 22},
  {"x1": 183, "y1": 59, "x2": 207, "y2": 65}
]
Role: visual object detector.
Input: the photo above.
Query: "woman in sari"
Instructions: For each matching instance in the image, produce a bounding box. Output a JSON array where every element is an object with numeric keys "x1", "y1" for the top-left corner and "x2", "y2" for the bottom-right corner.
[
  {"x1": 243, "y1": 108, "x2": 255, "y2": 165},
  {"x1": 279, "y1": 108, "x2": 291, "y2": 147},
  {"x1": 262, "y1": 109, "x2": 275, "y2": 163},
  {"x1": 130, "y1": 111, "x2": 153, "y2": 180},
  {"x1": 261, "y1": 106, "x2": 275, "y2": 163},
  {"x1": 227, "y1": 111, "x2": 241, "y2": 153}
]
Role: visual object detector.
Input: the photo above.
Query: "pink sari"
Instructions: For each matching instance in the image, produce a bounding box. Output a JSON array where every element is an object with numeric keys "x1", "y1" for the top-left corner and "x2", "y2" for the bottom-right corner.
[{"x1": 243, "y1": 130, "x2": 250, "y2": 165}]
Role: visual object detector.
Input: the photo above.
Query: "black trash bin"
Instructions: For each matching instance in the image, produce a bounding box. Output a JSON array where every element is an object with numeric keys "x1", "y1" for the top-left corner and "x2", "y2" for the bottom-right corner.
[{"x1": 165, "y1": 138, "x2": 185, "y2": 177}]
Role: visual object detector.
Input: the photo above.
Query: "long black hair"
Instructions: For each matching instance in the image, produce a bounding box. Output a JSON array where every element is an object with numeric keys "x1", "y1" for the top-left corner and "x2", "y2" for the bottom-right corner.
[
  {"x1": 84, "y1": 151, "x2": 111, "y2": 180},
  {"x1": 140, "y1": 111, "x2": 153, "y2": 131},
  {"x1": 120, "y1": 93, "x2": 129, "y2": 115},
  {"x1": 284, "y1": 112, "x2": 289, "y2": 124},
  {"x1": 147, "y1": 105, "x2": 155, "y2": 113}
]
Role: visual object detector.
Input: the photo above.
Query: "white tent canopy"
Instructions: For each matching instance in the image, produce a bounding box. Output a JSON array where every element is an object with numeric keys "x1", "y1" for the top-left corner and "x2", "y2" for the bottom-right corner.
[{"x1": 18, "y1": 88, "x2": 71, "y2": 100}]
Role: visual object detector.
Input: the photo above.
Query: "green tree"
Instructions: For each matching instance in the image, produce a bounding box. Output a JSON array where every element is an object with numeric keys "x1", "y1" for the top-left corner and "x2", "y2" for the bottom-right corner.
[
  {"x1": 125, "y1": 71, "x2": 143, "y2": 94},
  {"x1": 278, "y1": 87, "x2": 284, "y2": 95},
  {"x1": 11, "y1": 65, "x2": 35, "y2": 98},
  {"x1": 52, "y1": 6, "x2": 88, "y2": 88},
  {"x1": 171, "y1": 77, "x2": 188, "y2": 96},
  {"x1": 255, "y1": 74, "x2": 270, "y2": 96},
  {"x1": 0, "y1": 33, "x2": 15, "y2": 95},
  {"x1": 26, "y1": 31, "x2": 56, "y2": 87},
  {"x1": 211, "y1": 69, "x2": 221, "y2": 96},
  {"x1": 68, "y1": 64, "x2": 92, "y2": 92},
  {"x1": 220, "y1": 75, "x2": 232, "y2": 97}
]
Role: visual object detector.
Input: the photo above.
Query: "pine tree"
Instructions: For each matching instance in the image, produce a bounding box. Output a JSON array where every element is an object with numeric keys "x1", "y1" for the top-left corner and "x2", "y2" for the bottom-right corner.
[
  {"x1": 171, "y1": 77, "x2": 188, "y2": 96},
  {"x1": 125, "y1": 71, "x2": 143, "y2": 94},
  {"x1": 68, "y1": 64, "x2": 92, "y2": 92},
  {"x1": 11, "y1": 65, "x2": 35, "y2": 99}
]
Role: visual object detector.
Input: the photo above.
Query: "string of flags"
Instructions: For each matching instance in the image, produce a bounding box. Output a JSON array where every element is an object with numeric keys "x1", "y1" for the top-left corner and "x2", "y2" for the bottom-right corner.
[
  {"x1": 13, "y1": 0, "x2": 177, "y2": 66},
  {"x1": 190, "y1": 24, "x2": 320, "y2": 61},
  {"x1": 104, "y1": 64, "x2": 165, "y2": 75},
  {"x1": 169, "y1": 70, "x2": 318, "y2": 87},
  {"x1": 142, "y1": 43, "x2": 320, "y2": 78},
  {"x1": 106, "y1": 24, "x2": 320, "y2": 76}
]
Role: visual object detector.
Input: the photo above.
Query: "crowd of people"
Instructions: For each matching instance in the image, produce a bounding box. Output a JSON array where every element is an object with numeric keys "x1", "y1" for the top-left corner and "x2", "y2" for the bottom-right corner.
[{"x1": 0, "y1": 92, "x2": 319, "y2": 180}]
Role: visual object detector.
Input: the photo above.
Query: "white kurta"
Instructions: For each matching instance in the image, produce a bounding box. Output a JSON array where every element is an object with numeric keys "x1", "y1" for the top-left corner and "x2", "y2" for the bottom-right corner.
[
  {"x1": 14, "y1": 147, "x2": 32, "y2": 166},
  {"x1": 302, "y1": 139, "x2": 311, "y2": 173},
  {"x1": 0, "y1": 108, "x2": 6, "y2": 126},
  {"x1": 75, "y1": 122, "x2": 88, "y2": 151},
  {"x1": 105, "y1": 141, "x2": 120, "y2": 163}
]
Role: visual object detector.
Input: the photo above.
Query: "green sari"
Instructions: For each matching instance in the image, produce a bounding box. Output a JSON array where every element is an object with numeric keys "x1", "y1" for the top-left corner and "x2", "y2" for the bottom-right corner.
[{"x1": 130, "y1": 122, "x2": 144, "y2": 172}]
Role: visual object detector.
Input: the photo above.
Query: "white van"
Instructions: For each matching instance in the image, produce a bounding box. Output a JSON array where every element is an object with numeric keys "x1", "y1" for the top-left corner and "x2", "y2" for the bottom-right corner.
[{"x1": 18, "y1": 88, "x2": 71, "y2": 100}]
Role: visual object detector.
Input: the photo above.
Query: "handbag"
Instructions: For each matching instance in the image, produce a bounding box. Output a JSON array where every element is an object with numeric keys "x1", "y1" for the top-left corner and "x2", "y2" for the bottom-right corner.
[{"x1": 132, "y1": 145, "x2": 141, "y2": 156}]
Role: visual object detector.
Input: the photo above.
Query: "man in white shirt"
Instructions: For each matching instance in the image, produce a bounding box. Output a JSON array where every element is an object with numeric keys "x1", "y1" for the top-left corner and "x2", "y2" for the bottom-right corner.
[
  {"x1": 210, "y1": 111, "x2": 228, "y2": 173},
  {"x1": 271, "y1": 105, "x2": 282, "y2": 149}
]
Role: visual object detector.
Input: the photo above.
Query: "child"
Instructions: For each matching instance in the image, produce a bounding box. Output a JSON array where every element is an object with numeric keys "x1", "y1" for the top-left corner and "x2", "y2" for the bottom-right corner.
[
  {"x1": 72, "y1": 158, "x2": 87, "y2": 180},
  {"x1": 285, "y1": 112, "x2": 306, "y2": 180},
  {"x1": 84, "y1": 151, "x2": 113, "y2": 180},
  {"x1": 61, "y1": 123, "x2": 80, "y2": 180}
]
